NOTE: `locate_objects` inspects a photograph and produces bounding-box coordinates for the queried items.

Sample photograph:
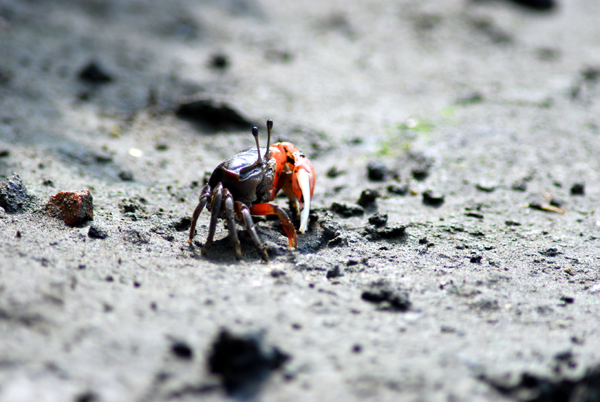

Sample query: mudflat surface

[1,1,600,401]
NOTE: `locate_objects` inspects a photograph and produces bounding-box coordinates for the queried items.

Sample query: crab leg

[189,184,212,243]
[250,203,297,248]
[236,201,269,262]
[222,189,242,260]
[202,183,223,255]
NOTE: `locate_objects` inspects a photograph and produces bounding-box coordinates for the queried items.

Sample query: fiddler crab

[188,120,315,262]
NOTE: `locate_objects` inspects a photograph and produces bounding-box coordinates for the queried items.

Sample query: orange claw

[269,142,316,233]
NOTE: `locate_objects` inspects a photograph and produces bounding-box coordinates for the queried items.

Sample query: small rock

[78,61,113,84]
[175,97,254,130]
[209,53,229,70]
[387,183,409,195]
[456,92,484,105]
[508,0,555,11]
[540,247,560,257]
[331,202,364,217]
[123,229,150,244]
[118,171,134,181]
[357,189,379,208]
[476,182,497,192]
[361,284,411,312]
[88,224,108,239]
[376,224,406,239]
[505,220,521,227]
[47,190,93,226]
[419,237,428,244]
[368,212,388,227]
[171,341,194,360]
[367,160,387,181]
[511,180,527,192]
[0,150,9,158]
[422,190,445,207]
[326,265,342,279]
[559,296,574,305]
[326,166,344,178]
[0,173,31,213]
[208,329,289,398]
[411,166,430,181]
[470,255,483,263]
[570,183,585,196]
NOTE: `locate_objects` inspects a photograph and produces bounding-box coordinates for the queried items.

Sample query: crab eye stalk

[252,126,262,164]
[264,119,273,159]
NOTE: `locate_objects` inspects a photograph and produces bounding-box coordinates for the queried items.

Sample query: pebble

[0,173,31,213]
[47,190,94,226]
[422,190,445,206]
[570,183,585,196]
[367,160,387,181]
[357,189,379,208]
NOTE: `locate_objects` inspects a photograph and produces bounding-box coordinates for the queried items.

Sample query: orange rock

[47,190,93,226]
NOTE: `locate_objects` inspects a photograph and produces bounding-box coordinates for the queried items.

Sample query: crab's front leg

[189,184,212,243]
[235,201,269,262]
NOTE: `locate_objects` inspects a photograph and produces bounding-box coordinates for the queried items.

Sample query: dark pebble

[331,202,364,217]
[456,92,484,105]
[559,296,574,305]
[327,166,344,178]
[326,265,342,279]
[171,341,194,360]
[540,247,560,257]
[422,190,445,207]
[0,150,9,158]
[368,212,388,227]
[465,212,484,219]
[508,0,555,11]
[118,171,134,181]
[511,180,527,192]
[361,285,411,312]
[367,160,387,181]
[387,183,409,195]
[419,237,428,244]
[357,189,379,208]
[505,220,521,227]
[74,391,98,402]
[209,53,229,70]
[352,344,362,353]
[582,67,600,82]
[0,173,31,213]
[411,166,430,181]
[570,183,585,195]
[475,182,497,192]
[78,61,113,84]
[208,329,289,398]
[470,255,483,263]
[88,224,108,239]
[175,97,253,130]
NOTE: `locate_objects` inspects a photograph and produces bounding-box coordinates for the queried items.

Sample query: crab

[188,120,316,262]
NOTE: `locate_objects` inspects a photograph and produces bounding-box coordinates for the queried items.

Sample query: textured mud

[1,1,600,401]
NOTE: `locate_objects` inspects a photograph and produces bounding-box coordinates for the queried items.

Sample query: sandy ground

[1,0,600,401]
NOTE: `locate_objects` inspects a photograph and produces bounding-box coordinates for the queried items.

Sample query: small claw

[297,169,312,233]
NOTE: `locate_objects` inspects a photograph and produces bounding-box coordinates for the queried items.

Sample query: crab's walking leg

[222,189,241,260]
[202,183,223,255]
[235,201,269,262]
[189,184,212,243]
[250,203,297,249]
